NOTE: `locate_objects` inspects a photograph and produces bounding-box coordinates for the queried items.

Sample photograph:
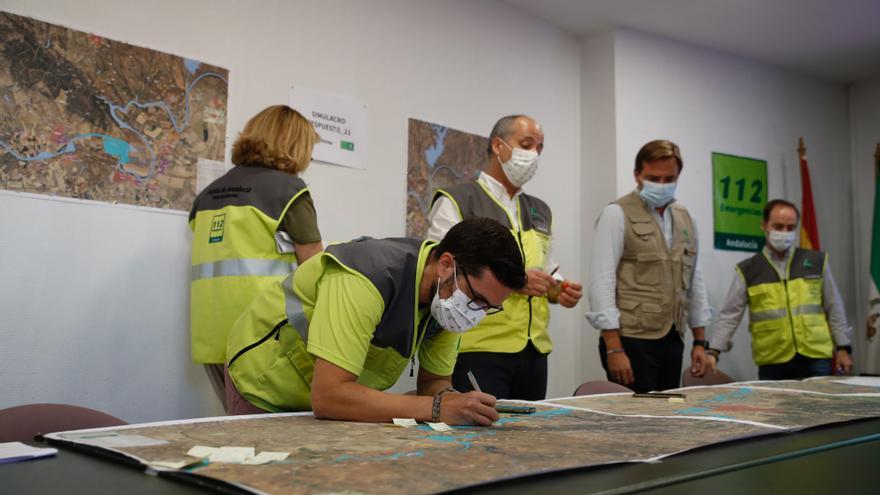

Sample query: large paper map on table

[46,379,880,494]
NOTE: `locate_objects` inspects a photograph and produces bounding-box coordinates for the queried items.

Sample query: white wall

[848,78,880,372]
[578,30,617,382]
[0,0,583,422]
[611,29,853,380]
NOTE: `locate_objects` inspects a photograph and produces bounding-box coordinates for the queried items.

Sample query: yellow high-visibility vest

[189,165,308,364]
[739,248,833,366]
[432,182,553,354]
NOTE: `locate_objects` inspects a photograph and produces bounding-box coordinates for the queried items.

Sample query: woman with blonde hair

[188,105,323,409]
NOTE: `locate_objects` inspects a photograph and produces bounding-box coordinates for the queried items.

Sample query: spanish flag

[797,138,820,250]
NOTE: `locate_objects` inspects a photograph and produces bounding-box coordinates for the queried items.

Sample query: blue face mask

[639,180,677,208]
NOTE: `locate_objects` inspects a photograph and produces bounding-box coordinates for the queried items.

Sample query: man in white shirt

[586,140,713,393]
[426,114,582,400]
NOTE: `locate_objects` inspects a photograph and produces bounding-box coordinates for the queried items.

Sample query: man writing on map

[224,218,527,425]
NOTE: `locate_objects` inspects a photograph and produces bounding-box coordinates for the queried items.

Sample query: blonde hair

[231,105,320,174]
[634,139,683,173]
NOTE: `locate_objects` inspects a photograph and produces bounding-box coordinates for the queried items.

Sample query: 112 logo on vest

[209,214,226,243]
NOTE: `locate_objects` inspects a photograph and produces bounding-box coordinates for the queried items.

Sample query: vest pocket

[750,320,789,364]
[619,299,665,334]
[254,325,314,411]
[800,314,833,355]
[746,283,780,309]
[635,252,663,285]
[681,249,696,290]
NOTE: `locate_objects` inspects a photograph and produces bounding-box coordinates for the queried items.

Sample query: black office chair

[0,403,127,442]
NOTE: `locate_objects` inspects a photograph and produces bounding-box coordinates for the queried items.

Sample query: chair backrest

[682,369,734,387]
[0,403,127,442]
[573,380,633,396]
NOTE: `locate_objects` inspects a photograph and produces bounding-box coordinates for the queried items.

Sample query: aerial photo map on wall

[406,118,487,237]
[0,11,228,210]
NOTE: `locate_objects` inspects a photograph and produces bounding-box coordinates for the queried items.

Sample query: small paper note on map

[668,397,685,403]
[187,446,288,465]
[393,418,418,427]
[242,451,290,465]
[427,422,453,432]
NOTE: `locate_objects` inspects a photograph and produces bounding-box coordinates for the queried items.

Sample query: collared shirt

[585,192,713,331]
[427,172,554,263]
[708,246,852,351]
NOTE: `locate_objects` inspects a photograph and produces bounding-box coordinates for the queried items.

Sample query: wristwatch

[836,345,853,354]
[693,339,709,349]
[707,348,721,362]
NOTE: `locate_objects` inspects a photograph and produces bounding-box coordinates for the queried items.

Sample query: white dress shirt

[585,193,713,331]
[428,170,555,247]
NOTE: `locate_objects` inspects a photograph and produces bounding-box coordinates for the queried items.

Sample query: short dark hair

[487,114,528,157]
[435,218,526,290]
[763,199,800,222]
[634,140,683,173]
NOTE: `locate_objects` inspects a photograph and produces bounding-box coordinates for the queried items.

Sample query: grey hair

[487,114,529,157]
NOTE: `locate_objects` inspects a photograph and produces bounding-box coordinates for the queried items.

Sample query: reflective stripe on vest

[191,258,297,281]
[282,274,310,344]
[741,250,833,365]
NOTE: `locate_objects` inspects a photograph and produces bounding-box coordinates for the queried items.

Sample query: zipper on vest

[410,316,431,377]
[516,229,533,339]
[228,318,289,368]
[783,280,800,355]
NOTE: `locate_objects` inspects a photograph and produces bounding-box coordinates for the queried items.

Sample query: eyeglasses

[458,262,504,315]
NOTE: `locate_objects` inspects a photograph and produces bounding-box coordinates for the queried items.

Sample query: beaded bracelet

[431,393,443,422]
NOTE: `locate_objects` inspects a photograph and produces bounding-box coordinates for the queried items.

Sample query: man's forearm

[601,329,624,349]
[417,376,454,396]
[313,381,434,423]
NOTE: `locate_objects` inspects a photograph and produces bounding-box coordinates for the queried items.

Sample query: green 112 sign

[712,152,768,252]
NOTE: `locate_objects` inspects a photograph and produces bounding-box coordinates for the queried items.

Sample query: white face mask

[639,180,677,208]
[498,140,539,187]
[430,263,487,334]
[767,229,797,252]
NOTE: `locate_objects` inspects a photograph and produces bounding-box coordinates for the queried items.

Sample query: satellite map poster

[0,12,229,211]
[406,118,487,238]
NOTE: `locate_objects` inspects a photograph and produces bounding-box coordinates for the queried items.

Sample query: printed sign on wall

[712,152,768,252]
[289,86,367,170]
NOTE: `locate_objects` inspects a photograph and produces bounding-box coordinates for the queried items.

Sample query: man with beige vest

[586,140,713,393]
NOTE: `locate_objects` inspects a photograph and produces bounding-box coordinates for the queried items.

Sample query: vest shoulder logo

[209,214,226,243]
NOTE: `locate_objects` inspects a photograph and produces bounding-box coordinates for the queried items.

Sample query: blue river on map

[0,59,226,181]
[423,125,448,168]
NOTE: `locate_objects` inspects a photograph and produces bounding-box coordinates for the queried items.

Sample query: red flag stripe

[799,156,820,250]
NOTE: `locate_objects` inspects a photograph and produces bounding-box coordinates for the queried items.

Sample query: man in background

[706,199,853,378]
